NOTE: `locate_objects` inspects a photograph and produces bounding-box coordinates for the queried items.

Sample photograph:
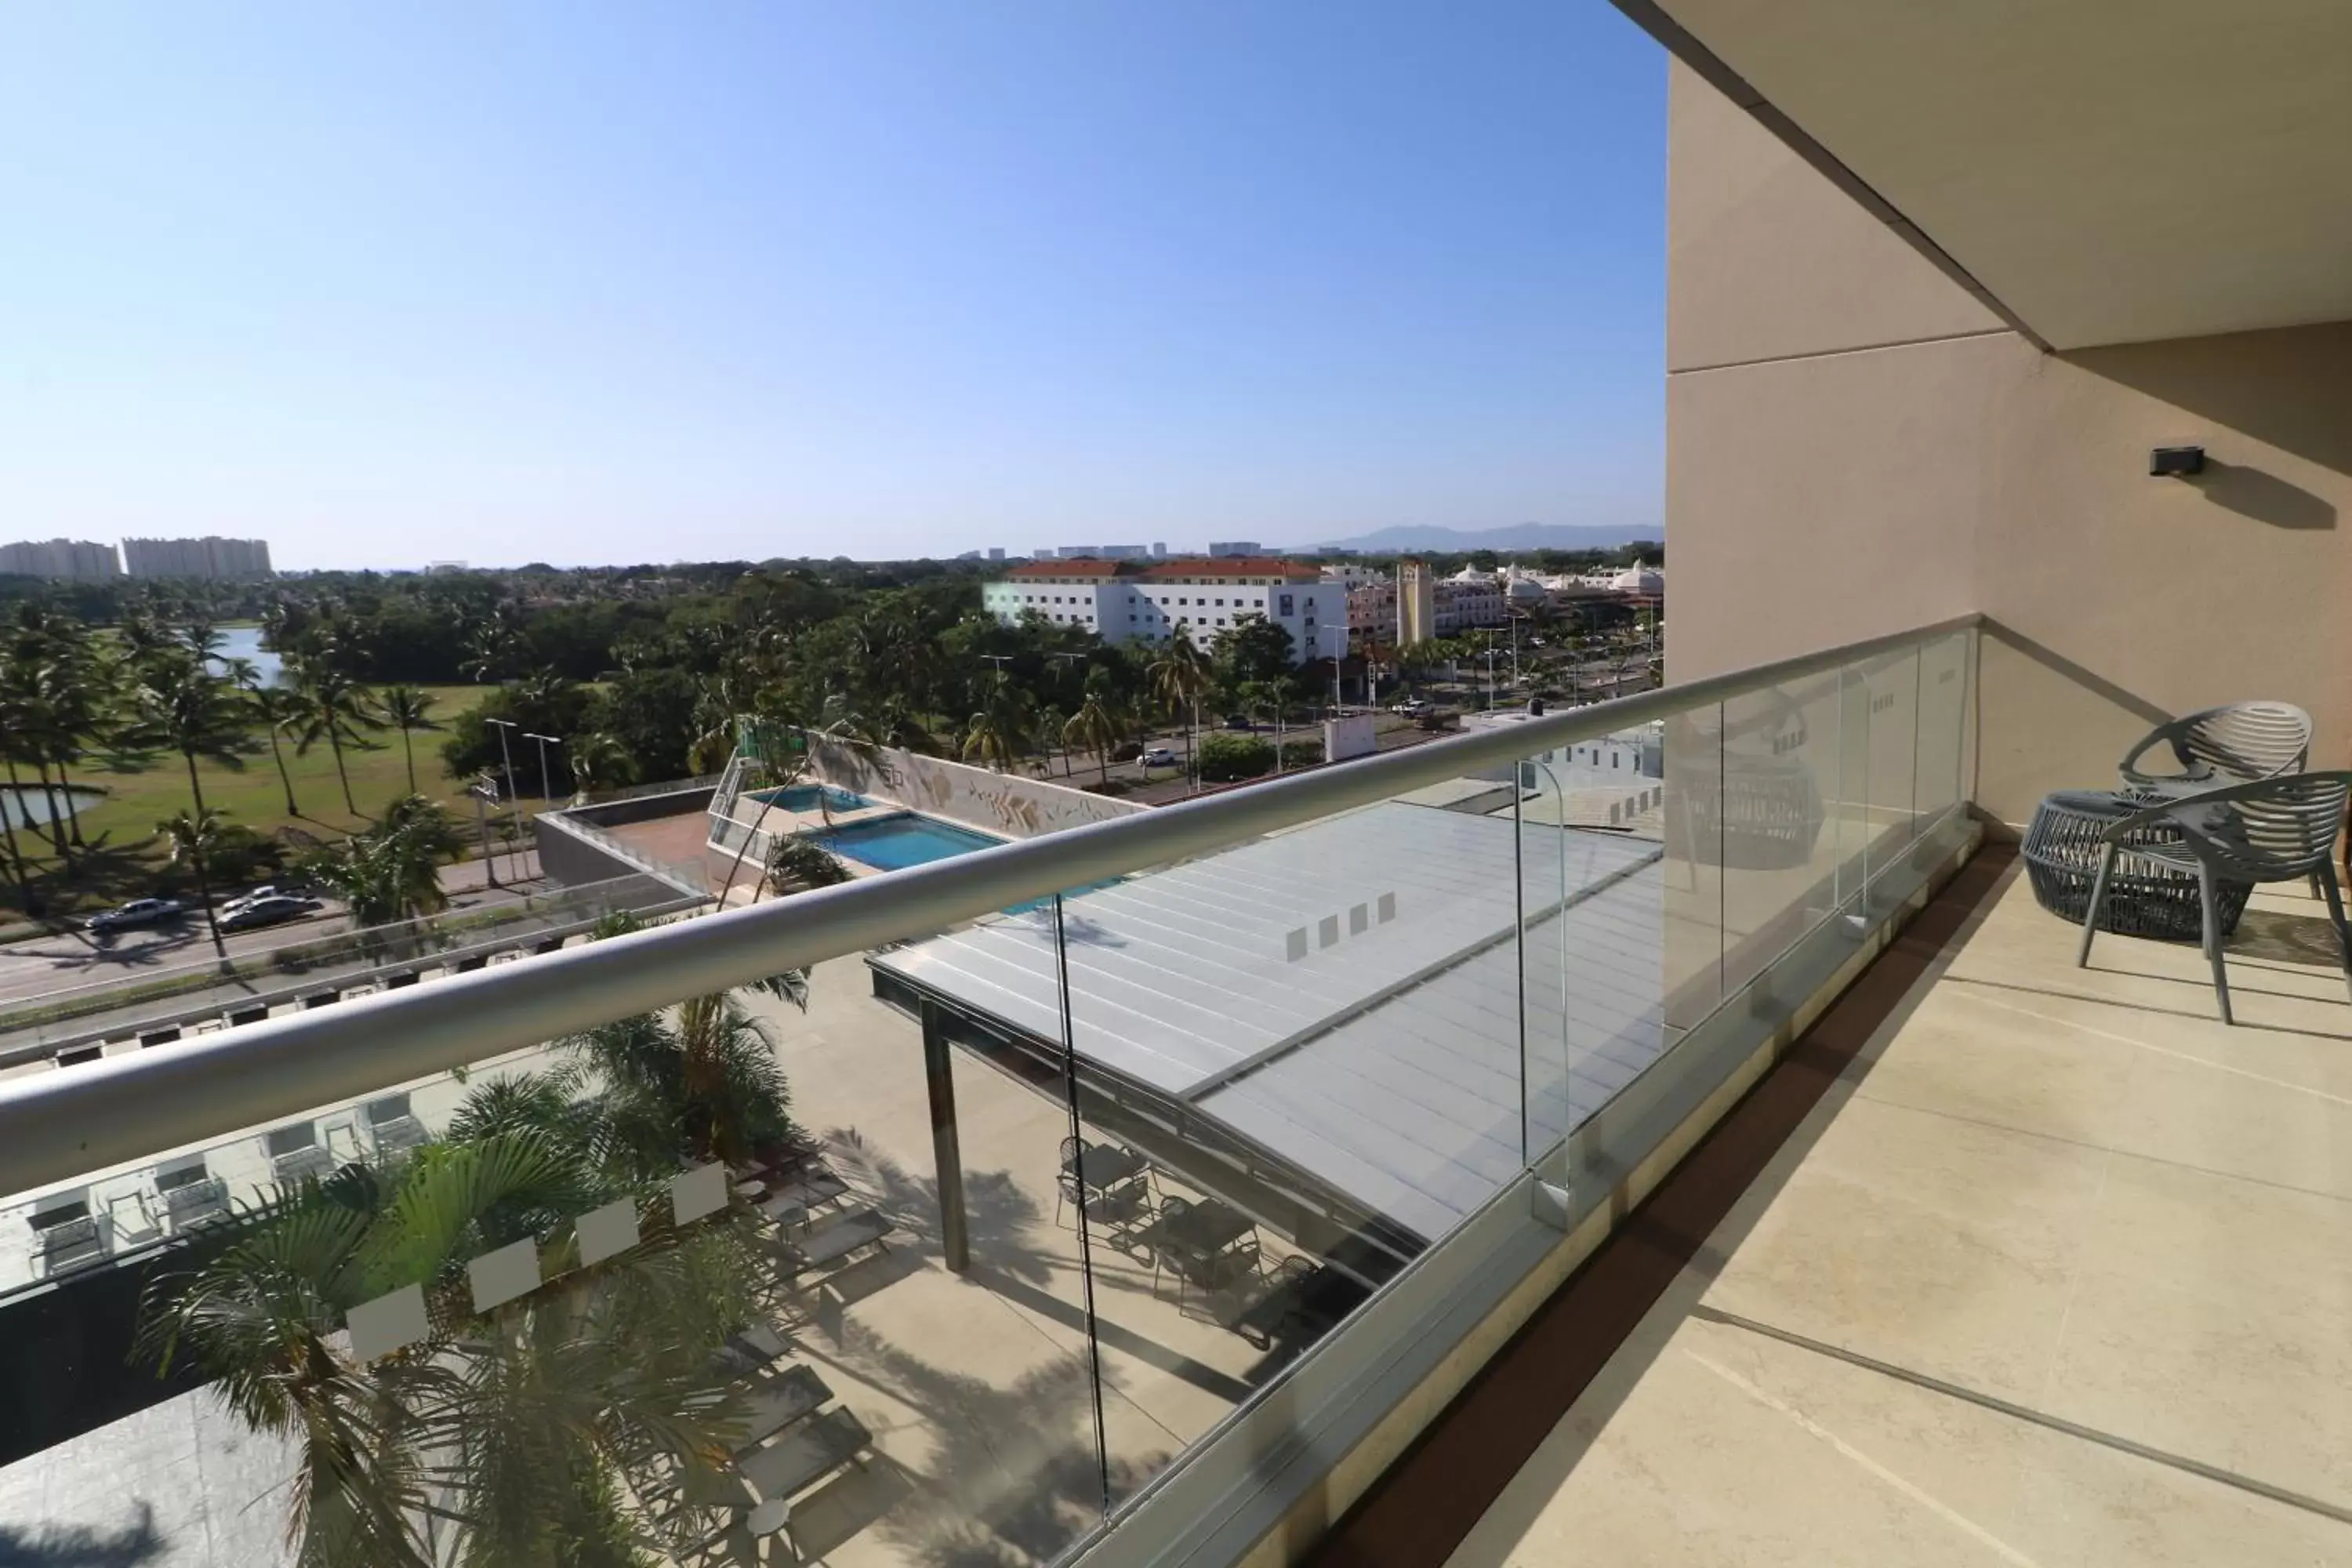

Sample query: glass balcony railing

[0,616,1981,1568]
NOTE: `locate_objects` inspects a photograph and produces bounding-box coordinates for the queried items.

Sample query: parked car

[220,895,324,933]
[85,898,183,935]
[1139,746,1179,768]
[221,884,291,914]
[1225,713,1252,731]
[1392,698,1431,716]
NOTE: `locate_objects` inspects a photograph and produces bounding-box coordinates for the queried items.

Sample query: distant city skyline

[0,2,1665,571]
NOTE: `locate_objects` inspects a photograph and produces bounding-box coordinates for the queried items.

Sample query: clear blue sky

[0,3,1664,570]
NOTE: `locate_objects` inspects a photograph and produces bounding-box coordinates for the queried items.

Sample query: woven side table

[2021,788,2252,942]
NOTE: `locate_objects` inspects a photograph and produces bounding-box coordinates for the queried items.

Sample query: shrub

[1197,732,1276,783]
[1278,739,1323,770]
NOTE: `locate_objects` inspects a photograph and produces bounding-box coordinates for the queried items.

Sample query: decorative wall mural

[804,739,1145,840]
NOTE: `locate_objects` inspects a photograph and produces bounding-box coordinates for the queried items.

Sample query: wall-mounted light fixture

[2150,445,2205,477]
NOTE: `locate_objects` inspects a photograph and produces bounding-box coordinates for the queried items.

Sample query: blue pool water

[753,784,870,814]
[809,814,1002,871]
[800,811,1120,913]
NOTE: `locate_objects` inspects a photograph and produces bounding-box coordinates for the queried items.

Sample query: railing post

[920,997,970,1274]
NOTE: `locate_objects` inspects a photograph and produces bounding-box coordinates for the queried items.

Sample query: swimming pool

[801,813,1122,911]
[752,784,870,815]
[808,814,1003,872]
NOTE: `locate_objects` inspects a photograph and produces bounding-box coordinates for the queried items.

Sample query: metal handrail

[0,613,1980,1198]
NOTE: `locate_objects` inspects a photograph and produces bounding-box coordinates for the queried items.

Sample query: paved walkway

[1450,862,2352,1566]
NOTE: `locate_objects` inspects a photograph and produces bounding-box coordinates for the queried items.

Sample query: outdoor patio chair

[265,1123,333,1185]
[364,1094,428,1158]
[2078,771,2352,1025]
[1054,1135,1083,1227]
[162,1174,231,1229]
[107,1189,162,1247]
[30,1192,104,1275]
[2118,701,2311,794]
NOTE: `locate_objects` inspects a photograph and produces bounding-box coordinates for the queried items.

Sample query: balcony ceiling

[1654,0,2352,349]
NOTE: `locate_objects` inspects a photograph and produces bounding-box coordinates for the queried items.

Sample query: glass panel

[1660,702,1727,1035]
[1519,724,1672,1183]
[0,903,1114,1568]
[1834,663,1872,907]
[1860,648,1921,884]
[0,869,692,1069]
[1719,667,1849,998]
[1912,630,1971,828]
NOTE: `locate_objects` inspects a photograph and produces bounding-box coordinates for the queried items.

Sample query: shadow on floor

[798,1312,1169,1568]
[2230,906,2352,971]
[0,1504,165,1568]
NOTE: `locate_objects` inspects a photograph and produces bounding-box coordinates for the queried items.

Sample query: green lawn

[3,684,550,918]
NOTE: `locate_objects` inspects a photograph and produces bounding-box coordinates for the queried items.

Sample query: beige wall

[1663,60,2352,822]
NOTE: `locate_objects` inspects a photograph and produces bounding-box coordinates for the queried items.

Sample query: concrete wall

[1664,60,2352,823]
[801,741,1148,840]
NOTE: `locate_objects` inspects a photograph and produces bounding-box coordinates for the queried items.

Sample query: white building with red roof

[982,556,1339,662]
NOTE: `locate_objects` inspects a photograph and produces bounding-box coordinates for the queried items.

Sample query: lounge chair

[777,1208,895,1279]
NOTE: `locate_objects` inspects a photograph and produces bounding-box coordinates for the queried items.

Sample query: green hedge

[1197,733,1276,782]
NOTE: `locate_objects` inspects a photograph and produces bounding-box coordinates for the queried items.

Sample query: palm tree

[30,617,109,851]
[375,685,443,795]
[764,833,851,898]
[562,730,634,804]
[1149,636,1212,790]
[157,807,233,958]
[298,795,463,932]
[137,1134,765,1568]
[122,657,249,824]
[1063,691,1131,785]
[961,681,1035,773]
[291,657,382,816]
[0,653,71,870]
[243,677,307,818]
[562,993,793,1174]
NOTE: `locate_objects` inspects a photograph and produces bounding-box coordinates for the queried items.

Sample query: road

[0,852,546,1012]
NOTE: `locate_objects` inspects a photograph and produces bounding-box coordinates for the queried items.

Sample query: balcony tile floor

[1450,859,2352,1566]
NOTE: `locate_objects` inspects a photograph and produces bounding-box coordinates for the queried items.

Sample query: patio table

[2022,787,2252,943]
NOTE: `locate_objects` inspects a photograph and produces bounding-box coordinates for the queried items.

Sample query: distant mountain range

[1284,523,1662,554]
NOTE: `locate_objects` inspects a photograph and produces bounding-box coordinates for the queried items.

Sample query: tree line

[0,603,465,939]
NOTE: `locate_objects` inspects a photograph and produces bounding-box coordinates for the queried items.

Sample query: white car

[220,895,324,933]
[1139,746,1178,768]
[222,884,289,913]
[1392,699,1430,715]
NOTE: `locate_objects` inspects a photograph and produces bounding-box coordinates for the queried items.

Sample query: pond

[208,625,286,687]
[1,784,105,832]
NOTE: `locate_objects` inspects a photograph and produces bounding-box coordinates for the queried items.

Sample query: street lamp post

[524,733,563,802]
[468,777,502,887]
[484,718,521,809]
[1321,624,1345,715]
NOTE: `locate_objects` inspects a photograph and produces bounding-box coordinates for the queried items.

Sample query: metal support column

[920,998,971,1274]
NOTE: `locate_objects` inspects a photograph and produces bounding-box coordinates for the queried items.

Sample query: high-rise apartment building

[121,536,274,581]
[1205,540,1261,558]
[1396,560,1437,645]
[0,539,121,581]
